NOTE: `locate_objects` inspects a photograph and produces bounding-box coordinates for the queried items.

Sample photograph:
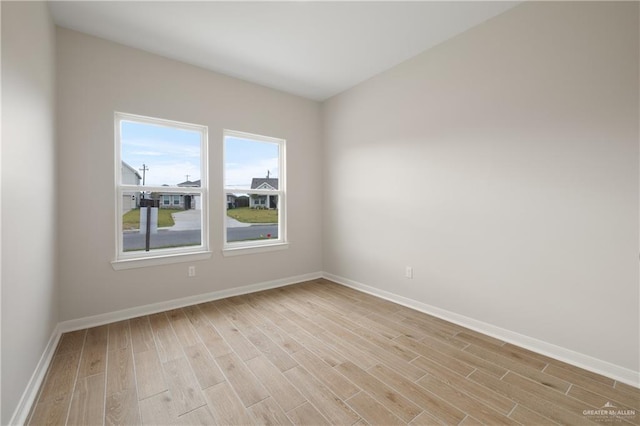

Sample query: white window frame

[112,112,210,269]
[223,129,288,256]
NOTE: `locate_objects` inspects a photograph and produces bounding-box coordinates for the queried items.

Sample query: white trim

[12,270,639,425]
[323,272,640,388]
[224,129,285,145]
[255,182,276,190]
[111,250,212,270]
[222,242,289,257]
[9,325,62,426]
[114,111,210,263]
[121,185,203,194]
[58,271,322,333]
[232,188,282,196]
[223,129,286,250]
[9,271,319,423]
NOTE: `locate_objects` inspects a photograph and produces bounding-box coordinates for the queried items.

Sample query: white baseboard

[323,272,640,389]
[10,271,322,425]
[9,324,62,426]
[59,271,323,333]
[11,269,638,425]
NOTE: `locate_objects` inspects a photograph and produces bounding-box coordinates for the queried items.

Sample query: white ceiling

[49,1,519,101]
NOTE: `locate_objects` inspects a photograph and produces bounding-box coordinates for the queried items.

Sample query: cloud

[143,161,201,186]
[123,137,201,159]
[122,136,202,187]
[225,157,278,190]
[129,150,164,157]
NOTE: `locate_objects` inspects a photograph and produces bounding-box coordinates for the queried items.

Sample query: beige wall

[322,1,639,372]
[1,2,58,423]
[3,1,639,419]
[56,28,323,322]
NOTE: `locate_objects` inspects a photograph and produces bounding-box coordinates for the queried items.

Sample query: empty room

[2,0,639,425]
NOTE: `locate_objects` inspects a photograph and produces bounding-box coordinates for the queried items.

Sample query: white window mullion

[223,130,287,254]
[113,112,210,268]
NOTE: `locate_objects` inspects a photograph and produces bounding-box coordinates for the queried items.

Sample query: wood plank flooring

[27,279,640,425]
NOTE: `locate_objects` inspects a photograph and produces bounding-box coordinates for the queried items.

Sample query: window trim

[112,112,210,268]
[223,129,287,255]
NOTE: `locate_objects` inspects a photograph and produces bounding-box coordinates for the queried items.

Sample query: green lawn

[227,207,278,223]
[123,208,176,230]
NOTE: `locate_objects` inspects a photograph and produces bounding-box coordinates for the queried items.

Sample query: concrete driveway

[170,210,254,230]
[169,209,201,231]
[227,216,251,228]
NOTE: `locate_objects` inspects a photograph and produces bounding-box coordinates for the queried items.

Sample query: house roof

[177,179,201,187]
[251,178,278,190]
[122,161,142,180]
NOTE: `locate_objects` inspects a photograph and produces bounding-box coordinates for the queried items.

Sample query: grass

[122,208,176,230]
[227,207,278,224]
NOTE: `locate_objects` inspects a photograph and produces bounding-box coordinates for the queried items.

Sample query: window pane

[224,132,283,246]
[224,136,279,190]
[121,121,201,188]
[122,193,202,252]
[226,192,278,243]
[120,118,204,254]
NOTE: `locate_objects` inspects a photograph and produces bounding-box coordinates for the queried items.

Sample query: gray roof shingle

[177,179,201,187]
[250,178,278,189]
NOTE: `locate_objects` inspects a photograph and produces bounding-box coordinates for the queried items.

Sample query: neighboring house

[235,195,250,208]
[121,161,141,213]
[227,194,237,209]
[157,179,201,210]
[250,177,278,209]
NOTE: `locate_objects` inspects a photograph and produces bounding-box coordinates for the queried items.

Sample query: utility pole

[185,174,190,182]
[139,163,149,185]
[139,163,149,199]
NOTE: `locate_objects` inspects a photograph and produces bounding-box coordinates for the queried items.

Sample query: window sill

[222,242,289,257]
[111,251,212,270]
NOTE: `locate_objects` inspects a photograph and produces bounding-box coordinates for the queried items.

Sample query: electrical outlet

[405,266,413,279]
[188,265,196,277]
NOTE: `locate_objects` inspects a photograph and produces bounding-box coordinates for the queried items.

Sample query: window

[223,130,286,254]
[114,112,209,268]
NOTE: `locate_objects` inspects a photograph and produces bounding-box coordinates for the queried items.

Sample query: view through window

[116,113,208,260]
[224,130,285,249]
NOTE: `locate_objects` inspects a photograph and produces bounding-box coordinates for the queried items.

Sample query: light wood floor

[28,279,639,425]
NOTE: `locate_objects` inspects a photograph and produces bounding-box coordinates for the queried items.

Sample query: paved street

[227,224,278,242]
[123,229,201,251]
[123,210,278,251]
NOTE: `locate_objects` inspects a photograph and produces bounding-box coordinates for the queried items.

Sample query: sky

[121,121,279,189]
[224,136,279,190]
